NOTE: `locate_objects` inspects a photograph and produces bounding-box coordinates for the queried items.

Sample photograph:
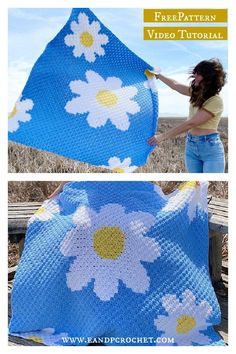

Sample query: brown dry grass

[8,118,228,173]
[8,241,19,268]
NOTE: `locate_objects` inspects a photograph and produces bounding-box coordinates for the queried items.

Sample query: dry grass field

[8,118,228,173]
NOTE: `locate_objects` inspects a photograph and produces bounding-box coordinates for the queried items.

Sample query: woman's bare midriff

[188,127,217,136]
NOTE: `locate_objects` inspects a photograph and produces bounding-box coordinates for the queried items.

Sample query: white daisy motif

[60,203,160,301]
[143,78,158,93]
[64,12,109,62]
[154,289,212,346]
[162,181,207,222]
[101,157,138,173]
[13,328,67,346]
[65,70,140,131]
[28,198,60,225]
[8,97,34,132]
[144,67,160,93]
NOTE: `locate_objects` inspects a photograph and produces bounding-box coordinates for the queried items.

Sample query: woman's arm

[147,109,214,145]
[157,74,191,96]
[48,182,68,198]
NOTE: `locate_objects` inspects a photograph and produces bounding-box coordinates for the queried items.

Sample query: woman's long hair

[189,58,226,108]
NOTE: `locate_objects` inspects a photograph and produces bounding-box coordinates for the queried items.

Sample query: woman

[147,58,227,173]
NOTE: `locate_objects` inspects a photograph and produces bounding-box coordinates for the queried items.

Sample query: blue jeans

[185,133,225,173]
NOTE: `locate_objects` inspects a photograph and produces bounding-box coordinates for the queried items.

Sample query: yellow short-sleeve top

[188,95,223,130]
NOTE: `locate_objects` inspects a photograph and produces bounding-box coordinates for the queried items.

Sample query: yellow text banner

[144,9,228,23]
[144,27,227,40]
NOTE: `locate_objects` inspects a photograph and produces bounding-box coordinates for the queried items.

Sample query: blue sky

[8,8,228,116]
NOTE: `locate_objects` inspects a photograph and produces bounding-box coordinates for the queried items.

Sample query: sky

[8,8,228,117]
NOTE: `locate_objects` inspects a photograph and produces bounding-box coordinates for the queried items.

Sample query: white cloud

[166,41,203,61]
[8,60,32,110]
[9,8,70,25]
[197,41,228,50]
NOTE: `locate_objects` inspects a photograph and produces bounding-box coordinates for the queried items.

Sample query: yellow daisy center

[8,105,18,119]
[176,315,196,334]
[80,32,94,47]
[93,226,125,260]
[96,90,118,107]
[178,181,200,191]
[27,336,44,343]
[144,69,155,79]
[113,167,125,173]
[35,207,45,215]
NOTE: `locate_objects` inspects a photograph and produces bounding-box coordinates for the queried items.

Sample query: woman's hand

[147,134,165,146]
[48,182,67,199]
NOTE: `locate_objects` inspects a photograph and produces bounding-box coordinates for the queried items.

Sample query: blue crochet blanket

[8,8,158,172]
[9,182,225,346]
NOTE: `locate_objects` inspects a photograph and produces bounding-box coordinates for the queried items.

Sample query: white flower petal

[191,332,212,345]
[93,46,105,56]
[19,112,32,122]
[90,20,101,34]
[97,33,109,45]
[87,111,108,128]
[78,13,90,28]
[64,34,76,47]
[102,157,137,173]
[120,157,132,167]
[66,259,93,291]
[84,50,96,63]
[105,77,122,90]
[108,157,123,167]
[120,262,150,293]
[69,80,89,95]
[125,100,141,114]
[72,205,92,226]
[86,70,105,85]
[123,165,138,173]
[18,98,34,111]
[182,289,196,307]
[110,113,130,131]
[162,294,182,314]
[119,85,138,99]
[8,118,20,133]
[8,98,33,133]
[94,274,119,301]
[70,20,80,34]
[154,315,174,332]
[99,203,126,218]
[65,97,89,115]
[198,300,213,319]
